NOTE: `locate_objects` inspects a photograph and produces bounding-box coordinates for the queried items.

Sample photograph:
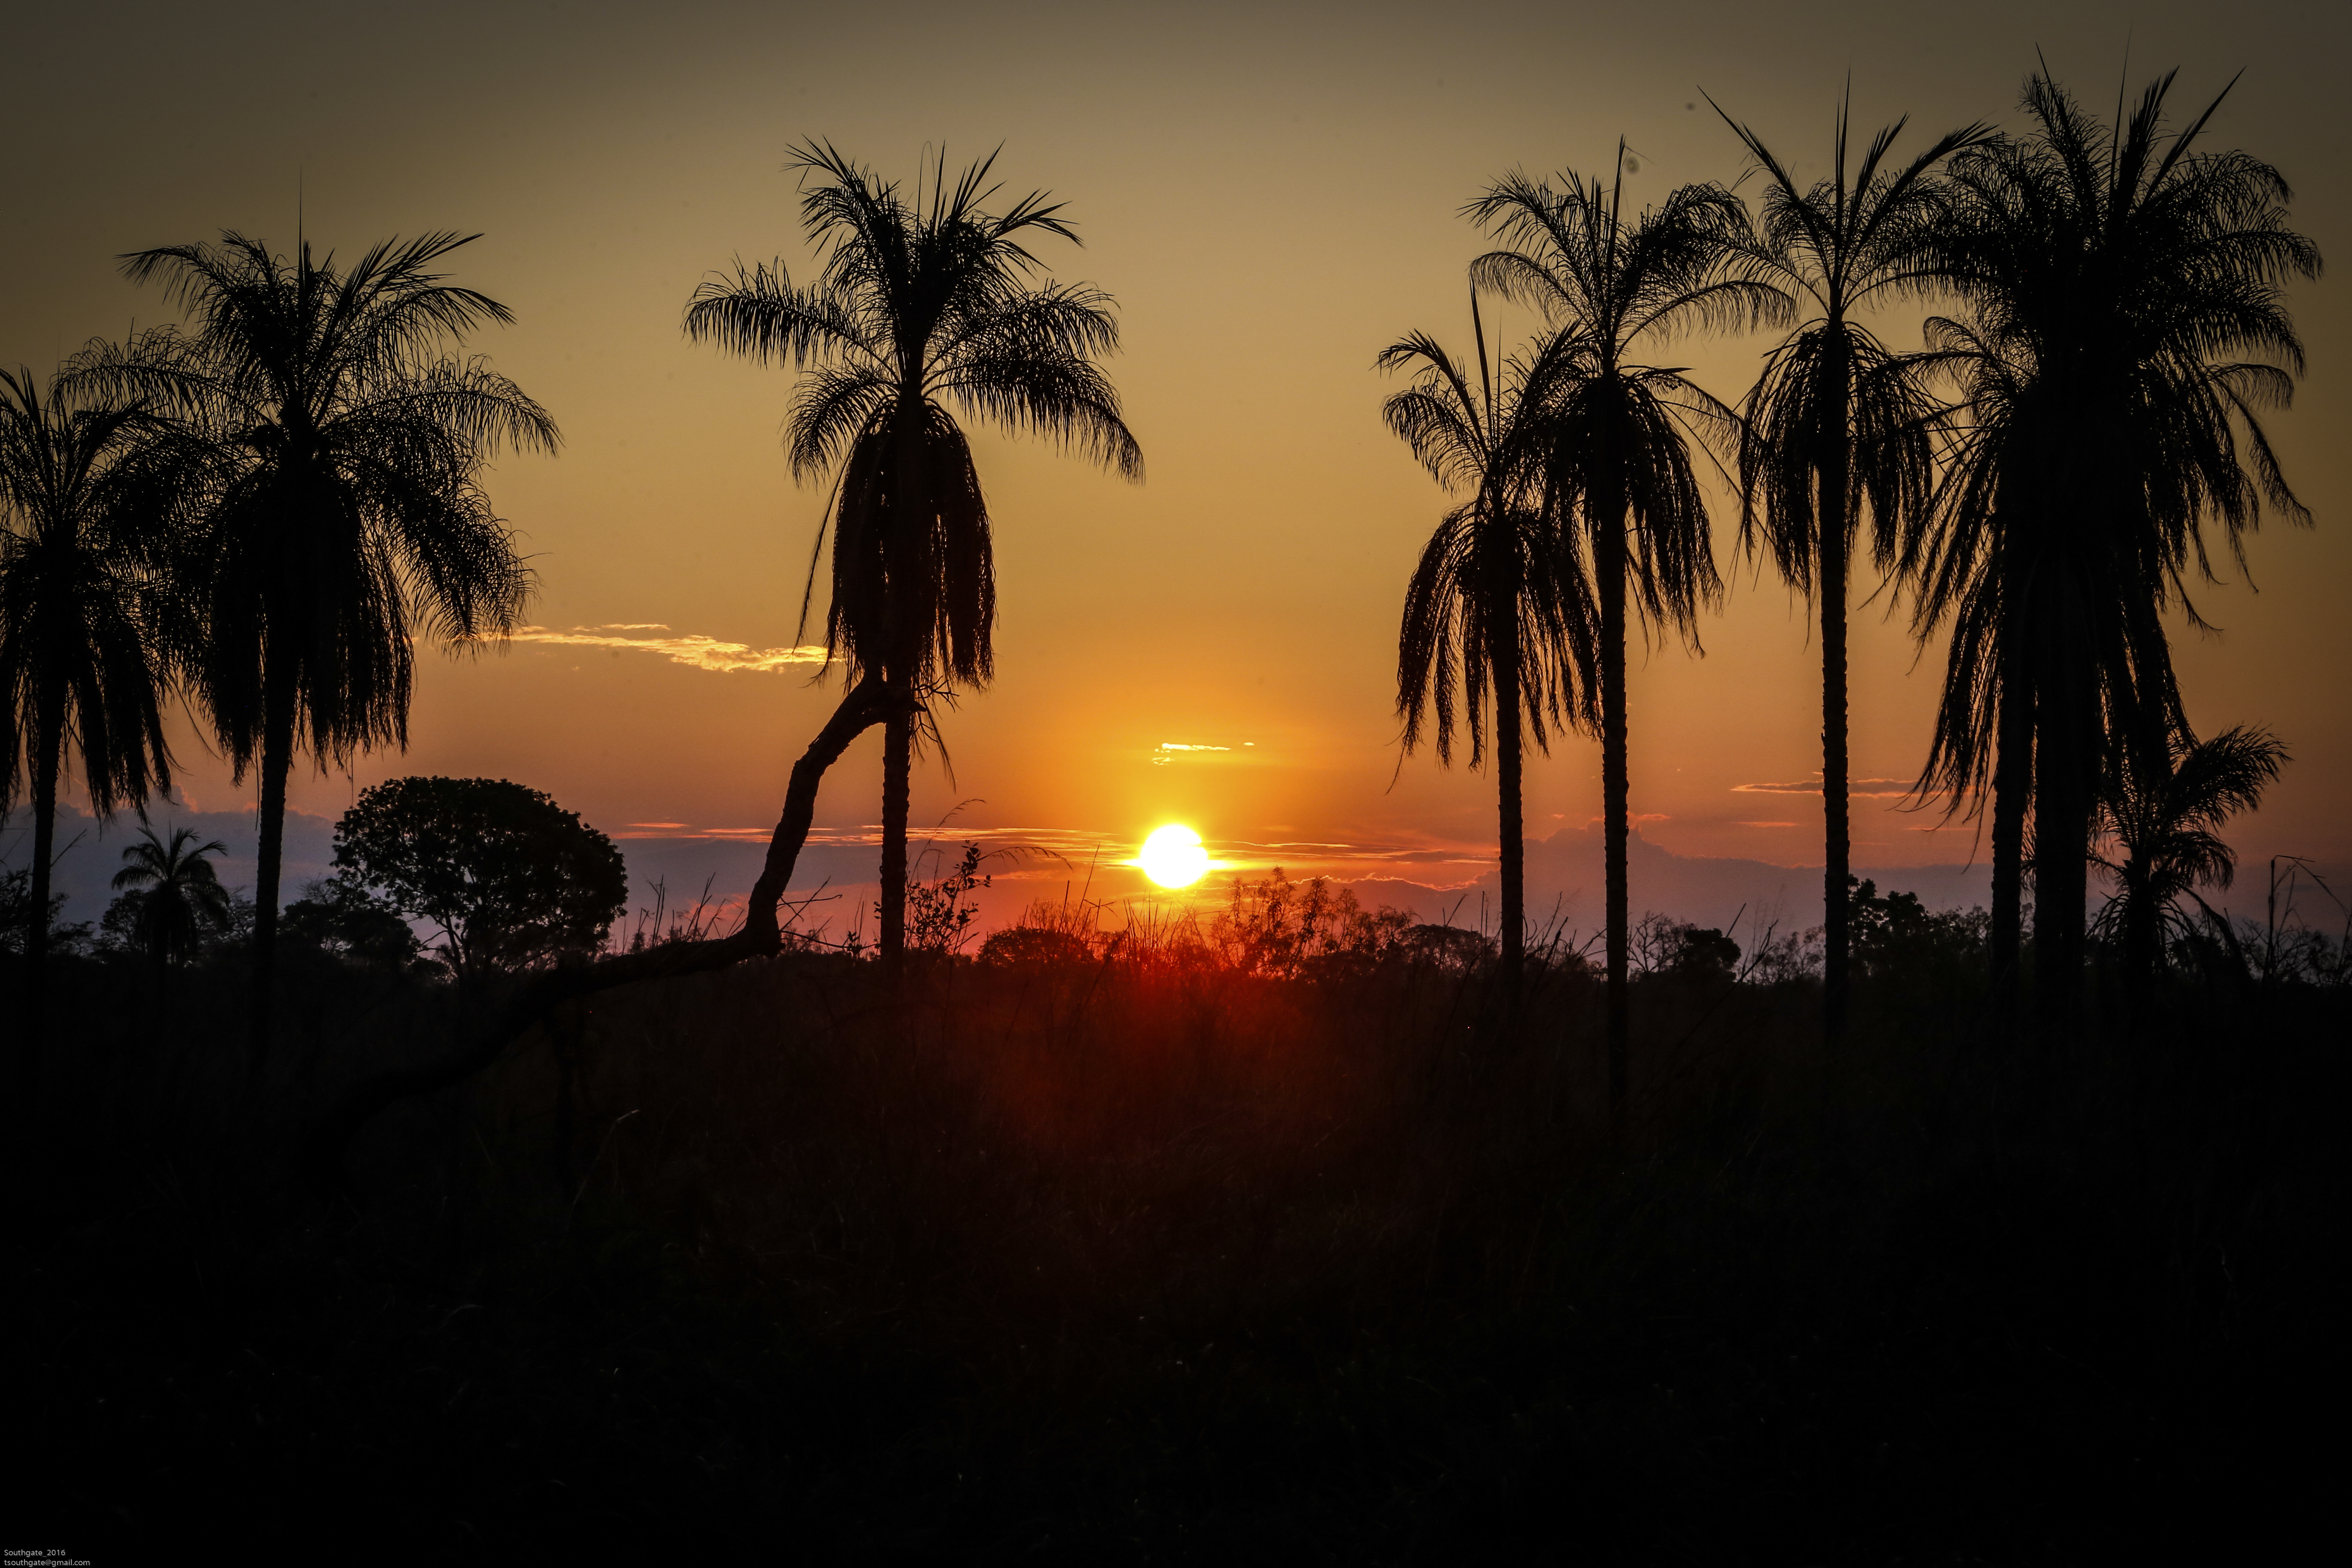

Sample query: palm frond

[692,146,1141,695]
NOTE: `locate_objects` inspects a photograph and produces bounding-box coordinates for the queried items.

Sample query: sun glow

[1137,824,1210,889]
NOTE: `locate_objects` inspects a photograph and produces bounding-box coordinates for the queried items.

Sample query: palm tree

[2092,724,2286,984]
[0,364,182,1084]
[1467,154,1780,1118]
[1714,97,1987,1045]
[685,144,1141,970]
[111,824,234,968]
[78,232,556,1063]
[1382,296,1598,989]
[1905,71,2318,1027]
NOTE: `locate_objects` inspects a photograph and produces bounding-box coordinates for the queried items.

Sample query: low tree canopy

[1847,877,1991,981]
[332,776,627,974]
[281,876,427,970]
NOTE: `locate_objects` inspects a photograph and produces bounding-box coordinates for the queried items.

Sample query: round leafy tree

[332,777,628,974]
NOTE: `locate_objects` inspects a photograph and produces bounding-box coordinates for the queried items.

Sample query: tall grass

[7,923,2346,1559]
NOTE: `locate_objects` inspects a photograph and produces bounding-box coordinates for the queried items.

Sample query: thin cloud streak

[1152,740,1257,766]
[1735,778,1914,798]
[508,624,830,674]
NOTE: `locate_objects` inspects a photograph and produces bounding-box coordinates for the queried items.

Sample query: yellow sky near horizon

[4,0,2346,906]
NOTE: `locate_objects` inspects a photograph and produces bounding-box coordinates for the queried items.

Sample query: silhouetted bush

[280,876,431,971]
[333,775,628,974]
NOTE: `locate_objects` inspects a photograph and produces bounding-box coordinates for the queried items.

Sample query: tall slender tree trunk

[1495,612,1525,994]
[1986,535,2034,1023]
[876,399,927,976]
[21,689,61,1105]
[878,684,911,974]
[1818,432,1852,1050]
[248,674,297,1075]
[1988,662,2032,1018]
[2120,863,2157,992]
[2032,650,2091,1034]
[1599,495,1631,1127]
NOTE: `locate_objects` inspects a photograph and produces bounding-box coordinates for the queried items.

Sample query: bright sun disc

[1138,825,1210,889]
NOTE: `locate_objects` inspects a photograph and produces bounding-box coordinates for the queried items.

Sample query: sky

[5,0,2346,942]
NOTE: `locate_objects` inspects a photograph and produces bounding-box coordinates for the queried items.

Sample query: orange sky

[5,0,2346,935]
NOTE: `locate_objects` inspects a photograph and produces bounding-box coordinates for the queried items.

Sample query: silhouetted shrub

[1631,910,1741,980]
[903,841,989,955]
[0,864,82,956]
[332,776,628,974]
[977,925,1093,968]
[281,877,430,971]
[1398,922,1498,972]
[1848,876,1990,982]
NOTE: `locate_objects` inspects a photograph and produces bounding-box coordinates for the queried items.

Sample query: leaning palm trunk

[302,677,896,1193]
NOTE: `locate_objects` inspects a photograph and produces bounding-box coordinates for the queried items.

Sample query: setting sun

[1137,824,1210,888]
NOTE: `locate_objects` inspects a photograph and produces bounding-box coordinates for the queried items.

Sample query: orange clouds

[506,624,830,674]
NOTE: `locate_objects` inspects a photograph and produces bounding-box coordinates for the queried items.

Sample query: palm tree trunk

[2032,656,2092,1033]
[249,675,297,1074]
[2120,864,2158,990]
[1495,620,1525,994]
[1599,499,1631,1126]
[20,689,61,1105]
[1819,454,1851,1050]
[877,681,911,972]
[1986,545,2033,1021]
[876,398,927,977]
[748,675,894,935]
[1988,667,2031,1017]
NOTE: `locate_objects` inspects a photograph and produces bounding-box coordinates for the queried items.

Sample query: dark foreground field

[7,942,2345,1563]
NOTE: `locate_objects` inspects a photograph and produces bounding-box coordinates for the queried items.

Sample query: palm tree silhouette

[0,364,183,1079]
[1468,154,1779,1118]
[79,232,556,1063]
[1382,296,1597,988]
[2092,723,2286,985]
[112,824,234,968]
[686,144,1141,970]
[1714,96,1986,1046]
[1906,71,2317,1026]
